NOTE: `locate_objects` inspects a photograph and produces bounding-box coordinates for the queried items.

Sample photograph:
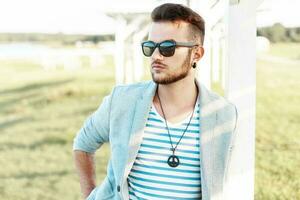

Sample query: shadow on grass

[0,136,68,151]
[0,93,39,112]
[71,107,96,117]
[29,137,67,149]
[0,170,70,180]
[0,117,33,131]
[0,78,74,95]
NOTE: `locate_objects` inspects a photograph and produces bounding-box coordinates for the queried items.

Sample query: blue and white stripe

[128,99,202,199]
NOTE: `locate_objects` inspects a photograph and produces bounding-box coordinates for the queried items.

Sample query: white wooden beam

[113,15,148,85]
[224,0,256,199]
[209,0,228,27]
[195,1,212,89]
[114,17,126,85]
[133,24,150,82]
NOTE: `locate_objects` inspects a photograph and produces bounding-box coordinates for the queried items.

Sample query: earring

[192,63,197,68]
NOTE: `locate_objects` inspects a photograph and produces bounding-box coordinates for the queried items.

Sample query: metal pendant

[167,155,180,167]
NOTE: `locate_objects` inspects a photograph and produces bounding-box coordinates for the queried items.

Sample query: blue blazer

[73,78,238,200]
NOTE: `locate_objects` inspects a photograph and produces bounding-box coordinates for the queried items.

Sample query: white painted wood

[114,17,127,85]
[133,25,150,82]
[220,37,226,89]
[123,16,147,40]
[111,14,149,85]
[125,57,134,83]
[224,0,256,199]
[212,33,220,82]
[209,0,228,26]
[195,1,212,89]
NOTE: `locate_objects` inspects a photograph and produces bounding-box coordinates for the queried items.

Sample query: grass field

[255,44,300,200]
[0,43,299,199]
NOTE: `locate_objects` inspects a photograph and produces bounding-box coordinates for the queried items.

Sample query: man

[73,3,238,200]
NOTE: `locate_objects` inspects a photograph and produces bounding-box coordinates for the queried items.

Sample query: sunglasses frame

[141,39,199,57]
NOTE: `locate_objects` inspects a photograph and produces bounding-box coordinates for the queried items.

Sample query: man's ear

[193,46,205,62]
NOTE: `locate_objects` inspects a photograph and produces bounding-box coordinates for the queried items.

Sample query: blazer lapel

[196,79,217,200]
[120,81,157,199]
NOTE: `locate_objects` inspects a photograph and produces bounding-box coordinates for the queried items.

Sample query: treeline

[0,33,114,45]
[257,23,300,43]
[1,23,299,44]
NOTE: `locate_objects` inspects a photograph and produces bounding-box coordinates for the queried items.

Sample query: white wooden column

[113,14,148,85]
[224,0,256,199]
[212,33,220,82]
[221,36,226,89]
[196,1,212,89]
[125,49,134,84]
[114,16,126,85]
[133,24,149,82]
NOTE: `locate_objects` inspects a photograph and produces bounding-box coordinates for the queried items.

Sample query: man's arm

[72,89,115,198]
[73,150,96,199]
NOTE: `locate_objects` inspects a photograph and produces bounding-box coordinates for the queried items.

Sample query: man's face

[148,21,194,85]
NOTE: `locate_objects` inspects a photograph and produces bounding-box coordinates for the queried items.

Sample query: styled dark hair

[151,3,205,44]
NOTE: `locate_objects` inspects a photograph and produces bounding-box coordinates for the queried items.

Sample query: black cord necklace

[156,86,198,168]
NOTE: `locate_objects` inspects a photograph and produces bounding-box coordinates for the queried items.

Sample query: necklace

[156,86,197,168]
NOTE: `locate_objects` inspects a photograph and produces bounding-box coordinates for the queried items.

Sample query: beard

[151,50,193,85]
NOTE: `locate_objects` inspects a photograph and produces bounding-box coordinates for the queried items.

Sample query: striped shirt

[128,99,202,200]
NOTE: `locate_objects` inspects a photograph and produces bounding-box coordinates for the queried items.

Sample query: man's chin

[152,78,173,85]
[151,74,168,84]
[152,74,189,85]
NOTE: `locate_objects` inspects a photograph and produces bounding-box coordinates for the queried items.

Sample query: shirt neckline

[151,98,199,127]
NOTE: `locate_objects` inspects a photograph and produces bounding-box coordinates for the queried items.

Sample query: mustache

[151,61,167,66]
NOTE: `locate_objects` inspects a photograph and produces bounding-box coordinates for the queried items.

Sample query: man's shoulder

[201,88,237,132]
[112,80,153,95]
[203,87,237,118]
[208,89,234,106]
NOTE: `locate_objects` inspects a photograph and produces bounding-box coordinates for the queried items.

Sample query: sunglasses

[141,39,199,57]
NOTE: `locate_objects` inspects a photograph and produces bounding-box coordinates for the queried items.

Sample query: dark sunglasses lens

[159,41,175,57]
[142,42,155,57]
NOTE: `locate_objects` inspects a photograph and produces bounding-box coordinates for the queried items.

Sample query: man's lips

[152,63,166,69]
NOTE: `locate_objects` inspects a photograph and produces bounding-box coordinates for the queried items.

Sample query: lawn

[255,44,300,200]
[0,43,299,199]
[0,58,116,200]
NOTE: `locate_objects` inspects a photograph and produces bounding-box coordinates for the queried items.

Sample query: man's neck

[155,76,198,109]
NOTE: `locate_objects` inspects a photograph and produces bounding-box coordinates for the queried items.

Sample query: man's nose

[151,47,164,60]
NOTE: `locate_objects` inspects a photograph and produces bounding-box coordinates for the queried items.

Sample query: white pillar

[113,15,148,84]
[212,34,220,82]
[125,54,134,84]
[224,0,256,199]
[133,36,144,82]
[114,17,126,85]
[221,37,226,89]
[196,1,212,89]
[133,24,149,82]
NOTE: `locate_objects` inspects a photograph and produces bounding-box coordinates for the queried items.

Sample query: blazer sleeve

[72,89,114,153]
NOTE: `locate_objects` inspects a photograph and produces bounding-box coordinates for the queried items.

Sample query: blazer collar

[141,78,213,107]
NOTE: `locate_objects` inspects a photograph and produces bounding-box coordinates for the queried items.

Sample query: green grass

[267,42,300,60]
[0,43,299,199]
[255,44,300,199]
[0,59,115,200]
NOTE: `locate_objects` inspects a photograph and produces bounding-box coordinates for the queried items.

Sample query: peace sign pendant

[167,155,180,167]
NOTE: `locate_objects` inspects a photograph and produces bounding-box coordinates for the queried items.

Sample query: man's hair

[151,3,205,45]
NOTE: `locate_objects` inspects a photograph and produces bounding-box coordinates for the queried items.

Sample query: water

[0,43,50,58]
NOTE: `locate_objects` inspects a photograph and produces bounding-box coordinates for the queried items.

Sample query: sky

[0,0,299,35]
[0,0,116,34]
[256,0,300,27]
